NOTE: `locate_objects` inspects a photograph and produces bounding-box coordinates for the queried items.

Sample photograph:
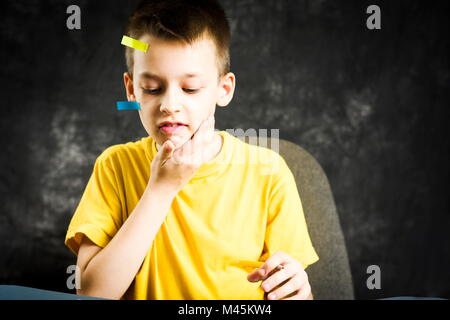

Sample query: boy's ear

[217,72,236,107]
[123,72,135,101]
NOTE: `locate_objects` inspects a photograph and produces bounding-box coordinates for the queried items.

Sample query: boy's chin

[154,132,190,151]
[167,135,189,149]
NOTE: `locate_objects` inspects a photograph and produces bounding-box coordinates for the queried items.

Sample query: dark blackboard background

[0,0,448,299]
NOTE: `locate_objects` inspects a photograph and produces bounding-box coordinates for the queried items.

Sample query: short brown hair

[125,0,231,77]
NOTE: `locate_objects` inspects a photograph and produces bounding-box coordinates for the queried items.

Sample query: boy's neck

[208,131,223,162]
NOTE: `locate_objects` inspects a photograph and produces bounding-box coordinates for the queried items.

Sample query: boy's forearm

[78,182,177,299]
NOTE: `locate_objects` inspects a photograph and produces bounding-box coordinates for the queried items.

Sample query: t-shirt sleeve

[64,151,123,255]
[261,154,319,270]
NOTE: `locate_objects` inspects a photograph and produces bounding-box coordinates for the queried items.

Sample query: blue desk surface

[0,285,105,300]
[0,285,446,300]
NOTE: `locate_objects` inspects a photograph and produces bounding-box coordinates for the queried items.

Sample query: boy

[65,0,319,300]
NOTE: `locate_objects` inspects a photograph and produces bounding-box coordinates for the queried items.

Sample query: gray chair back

[245,136,354,300]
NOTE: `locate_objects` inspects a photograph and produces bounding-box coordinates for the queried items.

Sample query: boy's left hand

[247,251,312,300]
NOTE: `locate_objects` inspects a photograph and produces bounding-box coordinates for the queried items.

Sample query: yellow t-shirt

[64,130,319,299]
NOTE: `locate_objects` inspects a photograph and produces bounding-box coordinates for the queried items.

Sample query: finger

[194,116,215,163]
[170,117,207,163]
[266,273,307,300]
[177,116,211,165]
[261,261,300,293]
[193,115,214,147]
[159,140,175,167]
[169,135,184,149]
[174,130,200,165]
[281,289,300,300]
[297,282,312,300]
[184,116,209,147]
[170,117,206,156]
[247,268,266,283]
[259,251,290,280]
[282,282,311,300]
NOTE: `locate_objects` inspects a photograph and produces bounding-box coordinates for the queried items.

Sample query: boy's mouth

[158,121,188,135]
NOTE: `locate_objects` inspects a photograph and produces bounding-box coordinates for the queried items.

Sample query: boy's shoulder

[228,131,287,174]
[95,136,151,166]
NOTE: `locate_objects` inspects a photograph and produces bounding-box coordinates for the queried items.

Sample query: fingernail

[263,283,270,291]
[268,293,276,300]
[259,268,265,276]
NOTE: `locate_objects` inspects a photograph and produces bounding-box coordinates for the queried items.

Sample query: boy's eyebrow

[138,72,203,81]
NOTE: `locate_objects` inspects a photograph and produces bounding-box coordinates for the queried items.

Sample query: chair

[246,136,355,300]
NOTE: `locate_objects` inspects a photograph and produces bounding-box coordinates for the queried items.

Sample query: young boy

[64,0,319,300]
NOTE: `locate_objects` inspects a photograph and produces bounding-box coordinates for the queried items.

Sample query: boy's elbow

[75,269,93,297]
[76,286,121,300]
[75,273,121,300]
[75,276,94,297]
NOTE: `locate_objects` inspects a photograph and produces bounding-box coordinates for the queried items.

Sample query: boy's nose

[160,90,182,114]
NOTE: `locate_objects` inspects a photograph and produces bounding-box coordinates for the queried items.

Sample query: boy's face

[124,34,235,150]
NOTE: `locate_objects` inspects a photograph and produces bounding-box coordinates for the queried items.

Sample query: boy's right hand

[148,115,215,193]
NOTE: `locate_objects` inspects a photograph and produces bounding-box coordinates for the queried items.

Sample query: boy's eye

[141,88,200,95]
[183,88,200,94]
[142,88,160,95]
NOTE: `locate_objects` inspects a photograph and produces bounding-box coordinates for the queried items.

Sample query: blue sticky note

[116,101,141,110]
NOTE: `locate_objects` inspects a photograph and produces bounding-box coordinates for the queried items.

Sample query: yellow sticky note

[121,35,149,53]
